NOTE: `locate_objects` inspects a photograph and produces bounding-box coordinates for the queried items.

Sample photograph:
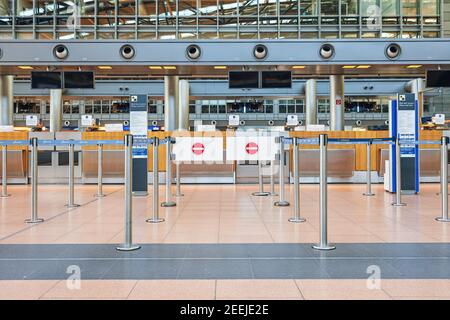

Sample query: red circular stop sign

[245,142,259,155]
[191,142,205,155]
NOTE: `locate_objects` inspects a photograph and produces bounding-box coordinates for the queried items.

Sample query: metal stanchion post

[289,137,306,223]
[313,134,335,250]
[275,137,289,207]
[252,160,270,196]
[436,136,450,222]
[25,137,43,224]
[117,134,141,251]
[66,142,80,208]
[94,144,105,198]
[147,137,164,223]
[392,137,406,206]
[175,161,184,197]
[269,159,278,196]
[161,138,176,207]
[363,141,375,196]
[1,145,10,197]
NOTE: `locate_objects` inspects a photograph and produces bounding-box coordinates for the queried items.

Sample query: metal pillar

[252,160,270,196]
[66,143,79,208]
[313,134,335,250]
[363,141,375,196]
[161,139,176,207]
[305,79,317,126]
[117,134,140,251]
[436,136,450,222]
[175,161,184,197]
[164,76,180,131]
[25,137,43,223]
[49,89,63,132]
[94,144,105,197]
[329,75,345,131]
[392,137,406,206]
[147,137,164,223]
[274,137,289,206]
[269,159,278,196]
[406,78,425,125]
[289,137,306,223]
[1,145,10,197]
[178,80,190,131]
[0,75,13,126]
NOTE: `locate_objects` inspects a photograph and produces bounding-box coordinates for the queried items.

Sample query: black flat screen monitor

[64,71,95,89]
[229,71,259,89]
[261,71,292,88]
[426,70,450,88]
[31,72,62,89]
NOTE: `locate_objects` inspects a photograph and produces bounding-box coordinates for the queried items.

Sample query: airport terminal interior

[0,0,450,301]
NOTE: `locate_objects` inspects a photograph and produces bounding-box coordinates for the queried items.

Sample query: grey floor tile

[251,258,329,279]
[178,259,253,279]
[0,244,69,259]
[350,243,450,258]
[389,258,450,279]
[246,244,315,258]
[27,259,116,280]
[0,260,51,280]
[185,244,248,258]
[102,259,183,279]
[315,258,403,279]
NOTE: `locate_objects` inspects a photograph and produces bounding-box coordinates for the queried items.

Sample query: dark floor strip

[0,243,448,280]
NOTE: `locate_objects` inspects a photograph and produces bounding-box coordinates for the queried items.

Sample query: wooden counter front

[0,131,29,174]
[289,130,443,172]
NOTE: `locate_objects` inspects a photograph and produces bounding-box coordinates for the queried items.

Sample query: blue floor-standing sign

[130,94,148,196]
[388,93,419,194]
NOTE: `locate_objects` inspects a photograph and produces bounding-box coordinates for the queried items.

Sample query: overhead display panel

[426,70,450,88]
[31,72,62,89]
[64,71,95,89]
[261,71,292,88]
[229,71,259,89]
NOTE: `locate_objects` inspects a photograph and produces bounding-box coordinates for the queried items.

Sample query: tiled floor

[0,183,449,299]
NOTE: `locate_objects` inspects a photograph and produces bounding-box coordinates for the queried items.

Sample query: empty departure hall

[0,0,449,305]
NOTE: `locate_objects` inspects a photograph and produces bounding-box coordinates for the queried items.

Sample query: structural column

[178,80,190,131]
[0,75,14,126]
[406,78,425,124]
[49,89,63,132]
[329,75,345,131]
[164,76,180,131]
[305,79,317,126]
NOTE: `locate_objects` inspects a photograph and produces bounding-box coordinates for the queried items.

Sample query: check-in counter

[0,131,28,184]
[81,131,125,183]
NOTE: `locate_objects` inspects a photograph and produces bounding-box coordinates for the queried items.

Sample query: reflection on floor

[0,183,449,299]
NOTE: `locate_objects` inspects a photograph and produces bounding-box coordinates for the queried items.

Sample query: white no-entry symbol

[191,142,205,155]
[245,142,259,155]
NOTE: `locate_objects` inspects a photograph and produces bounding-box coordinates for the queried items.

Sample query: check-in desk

[81,132,125,184]
[0,131,28,184]
[28,131,82,184]
[174,152,235,184]
[379,148,443,182]
[298,149,355,180]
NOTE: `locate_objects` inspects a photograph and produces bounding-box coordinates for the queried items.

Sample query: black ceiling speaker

[53,44,69,60]
[120,44,135,60]
[253,44,268,60]
[319,43,334,59]
[386,43,401,59]
[186,44,201,60]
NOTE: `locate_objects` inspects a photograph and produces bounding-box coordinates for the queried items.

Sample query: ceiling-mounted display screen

[228,71,259,89]
[31,71,62,89]
[426,70,450,88]
[64,71,95,89]
[261,71,292,88]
